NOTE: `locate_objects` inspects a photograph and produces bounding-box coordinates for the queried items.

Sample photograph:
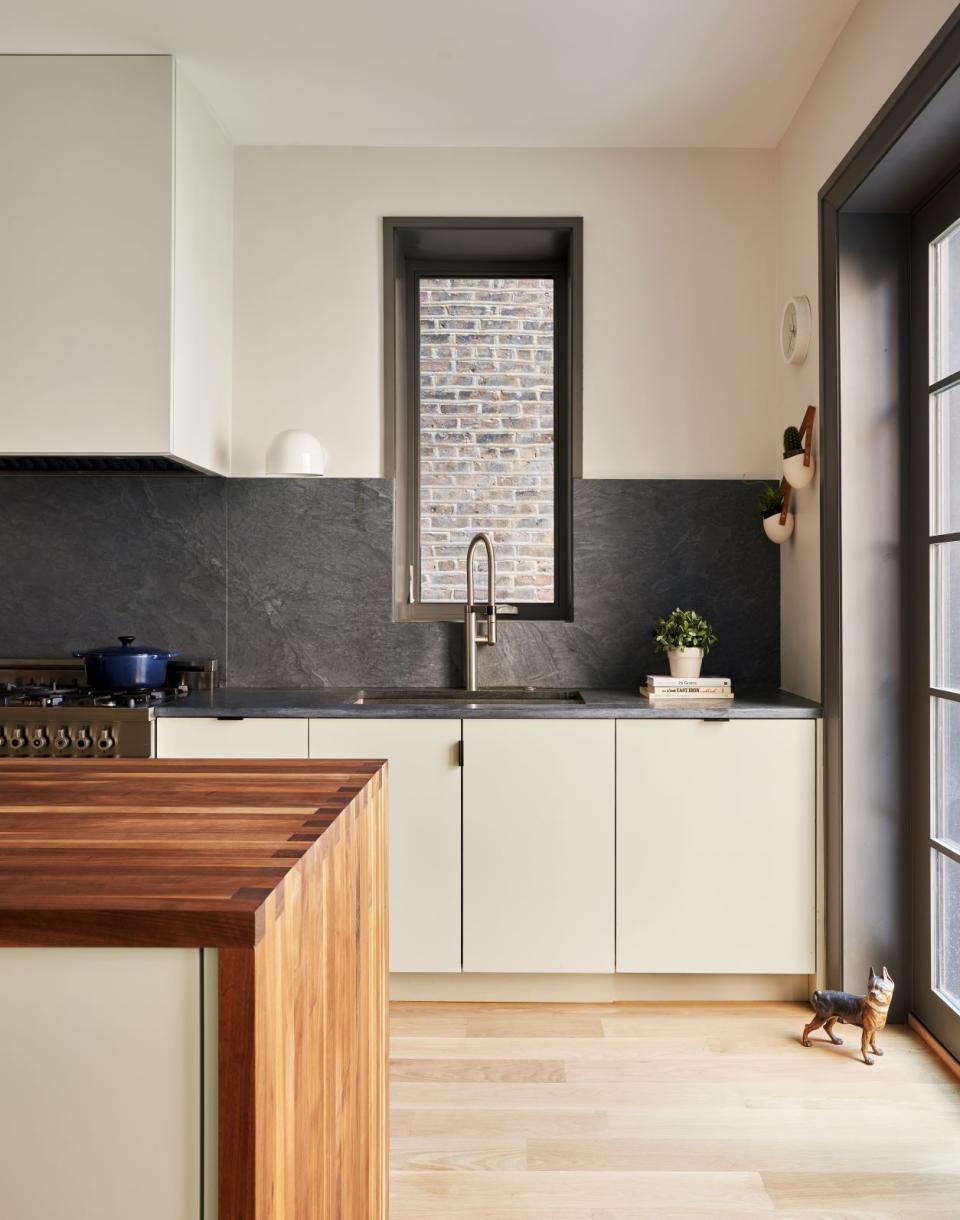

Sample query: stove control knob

[31,727,49,750]
[75,728,92,751]
[8,727,26,751]
[96,728,116,753]
[53,729,71,751]
[0,729,6,749]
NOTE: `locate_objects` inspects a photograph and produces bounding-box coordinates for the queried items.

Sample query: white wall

[233,147,778,479]
[775,0,958,699]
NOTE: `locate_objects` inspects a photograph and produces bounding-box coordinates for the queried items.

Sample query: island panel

[0,757,389,1219]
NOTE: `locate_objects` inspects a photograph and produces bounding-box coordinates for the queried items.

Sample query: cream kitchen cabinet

[309,719,462,973]
[616,719,816,974]
[155,717,308,759]
[0,55,232,474]
[462,719,615,973]
[0,947,208,1220]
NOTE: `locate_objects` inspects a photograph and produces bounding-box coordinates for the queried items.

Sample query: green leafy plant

[652,608,718,656]
[755,481,784,517]
[783,425,803,457]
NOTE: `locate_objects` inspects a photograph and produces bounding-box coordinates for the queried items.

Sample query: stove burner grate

[0,683,188,709]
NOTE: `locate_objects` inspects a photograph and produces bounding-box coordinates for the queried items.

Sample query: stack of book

[639,675,733,702]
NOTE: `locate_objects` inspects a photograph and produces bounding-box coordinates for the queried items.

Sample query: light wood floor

[389,1001,960,1218]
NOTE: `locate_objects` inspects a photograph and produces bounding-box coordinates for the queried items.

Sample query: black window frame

[384,217,582,623]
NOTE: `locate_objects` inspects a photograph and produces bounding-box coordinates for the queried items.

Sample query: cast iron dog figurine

[801,967,895,1065]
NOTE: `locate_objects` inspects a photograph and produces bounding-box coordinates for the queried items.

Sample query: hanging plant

[783,425,814,490]
[755,480,794,543]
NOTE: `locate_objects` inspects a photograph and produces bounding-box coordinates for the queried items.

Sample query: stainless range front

[0,658,217,758]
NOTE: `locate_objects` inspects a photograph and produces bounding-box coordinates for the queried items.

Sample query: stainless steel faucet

[463,532,517,691]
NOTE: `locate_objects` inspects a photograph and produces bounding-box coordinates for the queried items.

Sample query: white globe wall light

[265,430,326,477]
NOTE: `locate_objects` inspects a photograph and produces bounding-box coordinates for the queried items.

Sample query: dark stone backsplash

[0,477,779,689]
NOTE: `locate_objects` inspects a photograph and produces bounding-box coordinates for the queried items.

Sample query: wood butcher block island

[0,759,389,1220]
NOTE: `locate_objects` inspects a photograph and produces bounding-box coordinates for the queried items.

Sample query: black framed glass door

[911,171,960,1058]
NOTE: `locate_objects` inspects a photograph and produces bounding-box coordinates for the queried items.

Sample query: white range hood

[0,55,233,475]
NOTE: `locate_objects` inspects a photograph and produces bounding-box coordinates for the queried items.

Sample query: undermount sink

[353,688,585,705]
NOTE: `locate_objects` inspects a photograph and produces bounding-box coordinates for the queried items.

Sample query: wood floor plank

[391,1107,609,1139]
[740,1082,960,1109]
[527,1135,960,1174]
[562,1058,952,1084]
[592,1213,893,1220]
[604,1106,959,1139]
[390,1137,526,1172]
[391,1058,566,1084]
[591,1212,885,1220]
[465,1010,605,1038]
[761,1171,960,1211]
[390,1169,775,1214]
[391,1082,744,1110]
[391,1035,712,1060]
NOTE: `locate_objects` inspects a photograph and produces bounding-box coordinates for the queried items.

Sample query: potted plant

[757,480,794,543]
[782,425,814,489]
[652,608,718,679]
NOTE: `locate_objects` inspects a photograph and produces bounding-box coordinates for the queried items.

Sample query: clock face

[780,295,811,365]
[781,304,797,358]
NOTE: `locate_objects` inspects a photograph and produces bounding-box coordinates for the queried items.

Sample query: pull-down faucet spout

[463,532,517,691]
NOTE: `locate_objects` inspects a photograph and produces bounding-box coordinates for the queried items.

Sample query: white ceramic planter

[763,511,795,543]
[667,647,704,678]
[783,452,814,489]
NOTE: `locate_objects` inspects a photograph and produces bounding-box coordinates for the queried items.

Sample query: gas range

[0,658,217,758]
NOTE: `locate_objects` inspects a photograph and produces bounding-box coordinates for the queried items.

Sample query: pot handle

[118,636,136,647]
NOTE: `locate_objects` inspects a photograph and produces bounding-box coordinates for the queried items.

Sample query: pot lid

[73,636,181,659]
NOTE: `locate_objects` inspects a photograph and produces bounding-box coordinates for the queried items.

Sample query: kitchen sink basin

[353,688,585,705]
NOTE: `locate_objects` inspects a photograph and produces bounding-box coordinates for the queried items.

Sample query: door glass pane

[933,696,960,846]
[931,385,960,534]
[418,276,555,604]
[932,542,960,690]
[931,217,960,383]
[934,850,960,1012]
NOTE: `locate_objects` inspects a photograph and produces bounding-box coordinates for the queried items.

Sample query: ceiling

[0,0,860,147]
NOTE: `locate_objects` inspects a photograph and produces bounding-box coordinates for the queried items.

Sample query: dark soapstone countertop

[155,687,821,720]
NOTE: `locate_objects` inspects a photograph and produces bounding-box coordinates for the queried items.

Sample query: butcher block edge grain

[0,757,387,947]
[0,758,390,1220]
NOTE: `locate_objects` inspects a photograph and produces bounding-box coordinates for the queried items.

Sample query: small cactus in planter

[782,422,815,490]
[652,608,718,679]
[783,425,803,458]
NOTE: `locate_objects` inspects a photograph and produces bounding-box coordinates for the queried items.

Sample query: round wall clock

[780,295,812,365]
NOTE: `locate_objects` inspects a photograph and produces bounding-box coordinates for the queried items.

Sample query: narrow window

[385,219,582,622]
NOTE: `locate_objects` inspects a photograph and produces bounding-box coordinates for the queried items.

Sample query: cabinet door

[155,717,308,759]
[310,719,462,973]
[0,948,201,1220]
[462,720,615,973]
[616,719,816,973]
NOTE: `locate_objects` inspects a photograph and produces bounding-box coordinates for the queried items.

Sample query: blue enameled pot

[73,636,180,691]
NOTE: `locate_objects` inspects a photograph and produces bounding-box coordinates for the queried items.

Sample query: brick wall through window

[418,276,555,603]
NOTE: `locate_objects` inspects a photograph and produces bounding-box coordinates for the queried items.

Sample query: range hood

[1,56,233,477]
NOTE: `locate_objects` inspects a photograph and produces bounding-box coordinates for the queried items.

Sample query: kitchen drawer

[155,717,308,759]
